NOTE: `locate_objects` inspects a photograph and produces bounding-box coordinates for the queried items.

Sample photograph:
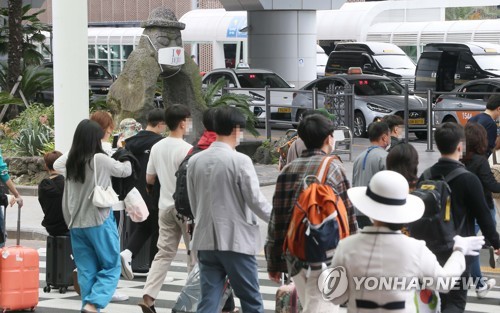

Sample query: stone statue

[107,7,205,140]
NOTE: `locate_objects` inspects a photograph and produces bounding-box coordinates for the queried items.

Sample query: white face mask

[385,142,391,151]
[186,119,193,134]
[236,130,244,146]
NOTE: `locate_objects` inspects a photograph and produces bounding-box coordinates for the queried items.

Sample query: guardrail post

[404,84,409,144]
[265,85,271,141]
[312,87,318,110]
[426,89,434,152]
[344,85,354,131]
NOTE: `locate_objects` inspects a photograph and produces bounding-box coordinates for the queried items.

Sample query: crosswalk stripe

[36,248,500,313]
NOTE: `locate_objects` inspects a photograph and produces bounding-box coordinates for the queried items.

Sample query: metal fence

[221,85,355,141]
[416,90,500,152]
[221,84,500,155]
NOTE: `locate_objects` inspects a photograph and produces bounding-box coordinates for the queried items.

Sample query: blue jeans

[70,213,120,310]
[197,250,264,313]
[471,206,497,289]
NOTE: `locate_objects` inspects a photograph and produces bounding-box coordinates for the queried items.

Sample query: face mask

[186,120,193,134]
[236,130,244,146]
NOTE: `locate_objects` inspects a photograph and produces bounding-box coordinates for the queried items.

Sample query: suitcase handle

[2,204,21,246]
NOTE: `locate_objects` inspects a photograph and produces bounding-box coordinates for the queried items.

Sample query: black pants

[437,252,471,313]
[125,206,159,263]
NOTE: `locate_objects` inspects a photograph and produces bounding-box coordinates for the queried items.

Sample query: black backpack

[173,147,202,221]
[408,167,468,254]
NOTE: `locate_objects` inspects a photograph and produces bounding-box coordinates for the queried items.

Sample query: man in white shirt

[139,104,193,313]
[187,106,271,313]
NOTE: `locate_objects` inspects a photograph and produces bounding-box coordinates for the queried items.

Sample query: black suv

[37,63,115,103]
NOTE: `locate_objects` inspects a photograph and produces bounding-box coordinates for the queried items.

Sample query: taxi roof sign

[484,48,497,53]
[347,67,363,75]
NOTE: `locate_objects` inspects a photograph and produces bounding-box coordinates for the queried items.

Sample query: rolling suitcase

[276,274,303,313]
[0,205,39,311]
[44,235,75,294]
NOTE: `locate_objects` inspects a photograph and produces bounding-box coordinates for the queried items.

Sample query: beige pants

[143,208,194,299]
[292,268,340,313]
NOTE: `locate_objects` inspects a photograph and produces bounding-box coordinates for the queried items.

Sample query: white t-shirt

[146,136,192,210]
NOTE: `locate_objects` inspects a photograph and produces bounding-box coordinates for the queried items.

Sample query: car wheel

[353,111,367,138]
[293,109,305,129]
[414,131,427,140]
[443,116,458,124]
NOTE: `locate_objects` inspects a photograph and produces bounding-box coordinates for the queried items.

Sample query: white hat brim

[347,187,425,224]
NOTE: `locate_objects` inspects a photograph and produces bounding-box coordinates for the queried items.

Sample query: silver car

[202,68,293,122]
[291,74,427,138]
[433,78,500,126]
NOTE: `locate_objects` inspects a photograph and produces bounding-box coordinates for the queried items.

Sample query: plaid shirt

[265,149,358,273]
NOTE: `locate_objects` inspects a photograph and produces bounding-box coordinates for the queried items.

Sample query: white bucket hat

[347,170,425,224]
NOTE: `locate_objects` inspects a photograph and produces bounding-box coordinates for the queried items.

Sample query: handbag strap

[93,154,98,186]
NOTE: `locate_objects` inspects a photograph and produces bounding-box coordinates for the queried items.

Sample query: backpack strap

[316,156,335,184]
[444,167,469,183]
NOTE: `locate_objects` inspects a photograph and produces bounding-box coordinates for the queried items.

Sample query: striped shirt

[265,149,358,273]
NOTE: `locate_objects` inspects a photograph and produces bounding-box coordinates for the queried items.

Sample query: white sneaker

[111,291,129,302]
[120,249,134,280]
[476,278,496,299]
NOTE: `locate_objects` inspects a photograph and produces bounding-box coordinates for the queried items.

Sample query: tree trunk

[6,0,23,119]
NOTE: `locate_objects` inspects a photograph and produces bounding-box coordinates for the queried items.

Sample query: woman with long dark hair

[386,143,419,191]
[462,122,500,298]
[54,119,131,313]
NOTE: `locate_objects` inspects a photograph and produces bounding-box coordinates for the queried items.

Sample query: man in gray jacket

[187,106,271,313]
[352,121,391,228]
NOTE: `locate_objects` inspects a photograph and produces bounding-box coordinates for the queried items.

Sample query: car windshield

[373,55,416,70]
[473,55,500,71]
[348,78,404,96]
[236,73,290,88]
[89,65,112,80]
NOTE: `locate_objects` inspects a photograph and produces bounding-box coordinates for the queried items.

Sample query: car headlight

[366,103,392,113]
[249,91,265,101]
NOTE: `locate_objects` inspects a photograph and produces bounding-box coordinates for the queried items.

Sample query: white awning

[179,9,247,43]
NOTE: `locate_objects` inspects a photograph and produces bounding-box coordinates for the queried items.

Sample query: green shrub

[13,122,52,156]
[3,104,54,156]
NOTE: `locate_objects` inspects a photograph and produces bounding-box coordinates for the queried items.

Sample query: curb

[16,186,38,197]
[6,228,48,241]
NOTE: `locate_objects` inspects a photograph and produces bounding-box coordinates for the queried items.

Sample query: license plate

[408,118,425,125]
[278,108,291,113]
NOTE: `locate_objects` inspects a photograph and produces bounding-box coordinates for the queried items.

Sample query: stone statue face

[149,28,183,51]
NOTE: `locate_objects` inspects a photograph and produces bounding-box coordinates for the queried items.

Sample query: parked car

[326,42,416,89]
[415,42,500,94]
[36,62,115,103]
[433,78,500,125]
[291,74,427,138]
[202,68,294,122]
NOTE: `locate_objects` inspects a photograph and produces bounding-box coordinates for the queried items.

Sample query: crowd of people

[2,97,500,313]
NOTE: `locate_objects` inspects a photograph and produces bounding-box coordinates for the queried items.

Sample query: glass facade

[88,44,136,75]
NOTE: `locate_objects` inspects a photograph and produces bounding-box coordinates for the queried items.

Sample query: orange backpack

[283,156,350,263]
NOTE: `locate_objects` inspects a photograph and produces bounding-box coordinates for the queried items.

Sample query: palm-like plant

[0,63,53,103]
[0,4,51,67]
[202,78,259,137]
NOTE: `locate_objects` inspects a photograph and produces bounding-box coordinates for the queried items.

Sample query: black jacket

[111,149,141,200]
[420,158,500,250]
[124,130,163,209]
[38,175,69,236]
[463,153,500,210]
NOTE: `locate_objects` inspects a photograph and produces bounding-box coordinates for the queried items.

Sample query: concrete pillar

[52,0,89,152]
[247,10,316,88]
